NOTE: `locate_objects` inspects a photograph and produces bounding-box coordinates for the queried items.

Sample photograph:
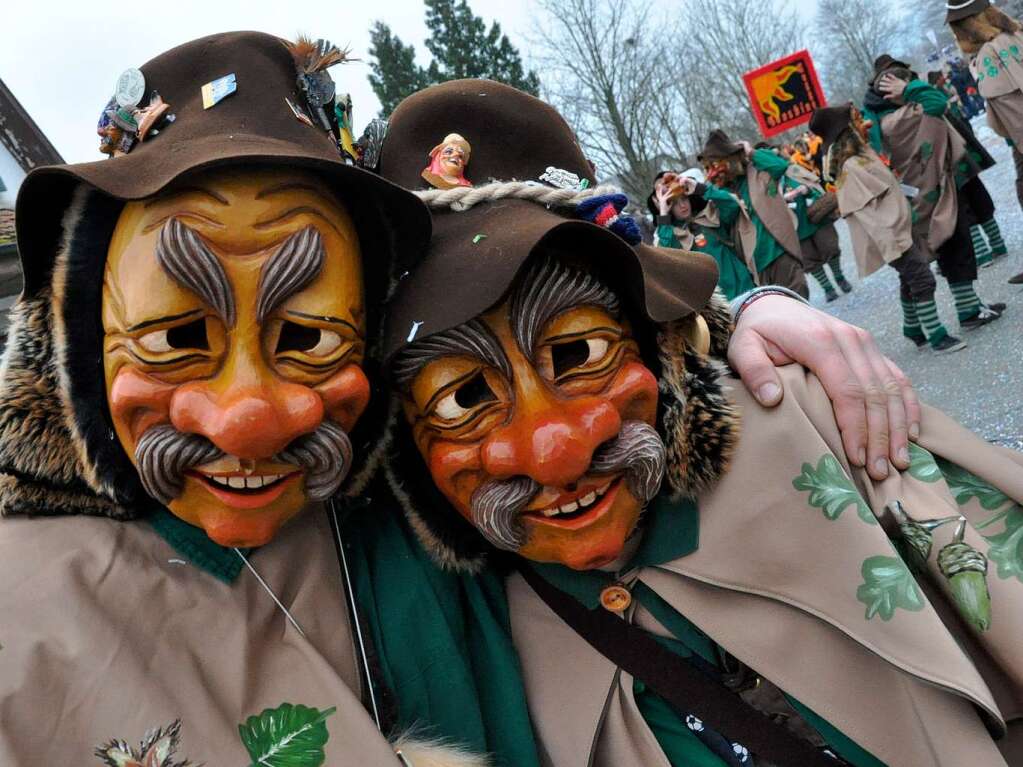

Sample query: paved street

[806,118,1023,450]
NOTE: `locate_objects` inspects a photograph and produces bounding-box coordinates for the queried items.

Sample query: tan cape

[836,149,914,277]
[507,366,1023,767]
[972,32,1023,150]
[735,162,803,282]
[0,502,485,767]
[879,103,966,254]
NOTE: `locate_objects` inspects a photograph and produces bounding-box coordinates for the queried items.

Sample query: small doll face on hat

[396,256,665,570]
[102,167,370,547]
[421,133,473,190]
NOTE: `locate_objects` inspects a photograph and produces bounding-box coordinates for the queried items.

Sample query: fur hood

[0,186,401,519]
[382,292,742,574]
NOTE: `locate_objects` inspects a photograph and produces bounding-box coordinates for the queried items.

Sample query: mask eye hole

[551,338,609,378]
[138,318,209,353]
[275,321,342,356]
[434,372,497,420]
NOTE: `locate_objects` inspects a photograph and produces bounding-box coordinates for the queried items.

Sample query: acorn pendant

[938,519,992,633]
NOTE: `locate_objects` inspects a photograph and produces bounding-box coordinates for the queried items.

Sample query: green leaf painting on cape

[792,454,875,525]
[239,703,337,767]
[936,458,1012,510]
[906,444,942,483]
[856,555,925,621]
[982,506,1023,585]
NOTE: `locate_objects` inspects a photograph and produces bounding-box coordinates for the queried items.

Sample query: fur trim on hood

[0,185,406,519]
[382,291,741,574]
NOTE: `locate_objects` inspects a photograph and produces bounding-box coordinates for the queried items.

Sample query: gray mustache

[135,420,353,506]
[468,420,666,551]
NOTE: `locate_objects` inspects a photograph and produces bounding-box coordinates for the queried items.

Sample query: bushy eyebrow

[256,226,325,323]
[156,218,236,326]
[392,319,511,391]
[509,256,620,357]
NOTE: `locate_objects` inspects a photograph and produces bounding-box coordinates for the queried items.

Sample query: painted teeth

[540,481,615,518]
[206,474,284,490]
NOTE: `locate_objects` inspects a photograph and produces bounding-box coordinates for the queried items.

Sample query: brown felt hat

[809,103,853,157]
[15,30,431,297]
[946,0,990,22]
[697,129,744,161]
[872,54,913,83]
[377,79,718,364]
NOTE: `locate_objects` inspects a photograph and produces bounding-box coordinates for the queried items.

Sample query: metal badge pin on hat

[97,69,175,157]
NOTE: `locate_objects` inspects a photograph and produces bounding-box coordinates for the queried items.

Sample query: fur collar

[0,186,403,519]
[382,291,741,573]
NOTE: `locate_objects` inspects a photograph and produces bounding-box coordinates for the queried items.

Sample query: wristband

[731,286,809,324]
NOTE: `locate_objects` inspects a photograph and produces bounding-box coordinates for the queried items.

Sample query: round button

[600,584,632,612]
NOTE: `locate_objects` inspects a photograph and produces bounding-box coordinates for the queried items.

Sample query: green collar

[148,509,252,584]
[527,493,699,609]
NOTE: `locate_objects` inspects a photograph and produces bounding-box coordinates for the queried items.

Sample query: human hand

[655,185,673,216]
[878,72,908,101]
[728,295,920,479]
[739,140,754,158]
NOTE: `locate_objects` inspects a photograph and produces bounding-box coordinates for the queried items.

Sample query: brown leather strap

[519,566,847,767]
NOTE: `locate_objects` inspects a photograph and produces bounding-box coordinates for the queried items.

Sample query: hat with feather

[0,31,431,520]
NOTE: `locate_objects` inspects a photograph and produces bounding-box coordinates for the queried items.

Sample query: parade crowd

[649,6,1023,355]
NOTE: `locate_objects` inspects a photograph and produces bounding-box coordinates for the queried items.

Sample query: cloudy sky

[3,0,537,164]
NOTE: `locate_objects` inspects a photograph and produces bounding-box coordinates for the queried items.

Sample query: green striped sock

[902,298,924,339]
[981,218,1007,256]
[828,257,846,280]
[915,299,949,346]
[811,266,837,295]
[971,224,993,265]
[950,281,982,321]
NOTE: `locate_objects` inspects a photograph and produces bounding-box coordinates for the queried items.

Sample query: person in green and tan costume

[861,54,1008,332]
[699,129,808,298]
[647,169,755,301]
[810,103,968,354]
[947,0,1023,284]
[0,31,484,767]
[357,78,1023,767]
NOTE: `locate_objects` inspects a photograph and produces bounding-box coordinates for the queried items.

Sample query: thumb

[728,331,784,407]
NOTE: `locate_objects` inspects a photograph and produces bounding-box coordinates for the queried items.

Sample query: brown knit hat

[946,0,990,22]
[377,79,718,364]
[15,30,431,297]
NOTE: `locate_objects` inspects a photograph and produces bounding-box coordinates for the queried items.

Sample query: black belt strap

[519,566,846,767]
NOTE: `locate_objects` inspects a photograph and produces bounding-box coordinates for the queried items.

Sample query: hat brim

[15,134,431,296]
[382,199,719,364]
[946,0,989,22]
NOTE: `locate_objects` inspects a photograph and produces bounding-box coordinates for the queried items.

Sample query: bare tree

[813,0,910,105]
[531,0,808,201]
[531,0,672,201]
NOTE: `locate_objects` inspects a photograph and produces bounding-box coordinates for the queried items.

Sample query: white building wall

[0,142,27,208]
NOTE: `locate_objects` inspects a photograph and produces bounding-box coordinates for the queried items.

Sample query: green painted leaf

[792,454,876,525]
[935,458,1012,510]
[856,555,925,620]
[984,506,1023,584]
[907,443,942,483]
[918,141,934,162]
[922,188,940,203]
[239,703,336,767]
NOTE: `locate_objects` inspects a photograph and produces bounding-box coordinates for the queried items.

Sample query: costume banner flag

[742,50,826,138]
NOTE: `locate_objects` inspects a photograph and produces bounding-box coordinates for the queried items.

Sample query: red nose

[169,382,324,459]
[481,396,621,487]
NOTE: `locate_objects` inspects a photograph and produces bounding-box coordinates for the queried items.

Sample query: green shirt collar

[148,508,251,584]
[527,493,699,609]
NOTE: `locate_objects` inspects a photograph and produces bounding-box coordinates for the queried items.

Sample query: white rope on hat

[414,180,620,211]
[946,0,979,8]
